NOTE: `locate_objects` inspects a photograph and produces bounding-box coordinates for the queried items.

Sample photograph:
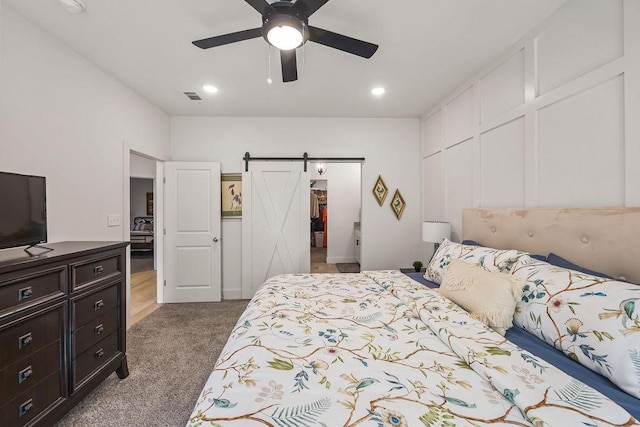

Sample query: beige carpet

[56,300,249,427]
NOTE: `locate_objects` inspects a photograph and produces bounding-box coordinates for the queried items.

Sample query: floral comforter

[187,271,638,427]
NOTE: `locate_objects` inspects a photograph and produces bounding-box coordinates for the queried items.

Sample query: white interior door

[242,162,310,298]
[164,162,221,303]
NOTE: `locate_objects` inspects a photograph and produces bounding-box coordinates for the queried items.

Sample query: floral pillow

[424,238,525,284]
[511,255,640,398]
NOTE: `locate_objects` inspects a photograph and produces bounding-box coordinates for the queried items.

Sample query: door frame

[122,143,165,329]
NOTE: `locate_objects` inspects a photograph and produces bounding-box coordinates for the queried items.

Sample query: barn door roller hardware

[243,152,365,172]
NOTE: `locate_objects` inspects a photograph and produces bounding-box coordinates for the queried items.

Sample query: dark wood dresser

[0,241,129,426]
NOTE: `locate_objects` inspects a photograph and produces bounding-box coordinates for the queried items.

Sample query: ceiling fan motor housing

[262,4,309,49]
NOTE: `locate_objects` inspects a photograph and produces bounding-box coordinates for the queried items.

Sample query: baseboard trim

[326,257,357,264]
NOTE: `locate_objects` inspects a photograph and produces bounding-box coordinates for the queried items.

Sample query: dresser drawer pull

[94,299,104,311]
[19,399,33,418]
[95,348,105,359]
[18,286,33,301]
[94,265,104,276]
[94,324,105,335]
[18,332,33,349]
[18,366,33,384]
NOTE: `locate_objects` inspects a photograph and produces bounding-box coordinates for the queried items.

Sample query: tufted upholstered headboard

[462,208,640,284]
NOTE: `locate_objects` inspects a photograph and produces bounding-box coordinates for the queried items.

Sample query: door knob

[213,237,219,242]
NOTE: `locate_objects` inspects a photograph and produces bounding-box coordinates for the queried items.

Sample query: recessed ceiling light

[202,85,219,94]
[371,87,385,96]
[58,0,86,13]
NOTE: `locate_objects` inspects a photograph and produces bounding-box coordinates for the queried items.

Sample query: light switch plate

[107,214,121,227]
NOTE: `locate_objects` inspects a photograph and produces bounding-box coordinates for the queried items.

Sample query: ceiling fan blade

[280,49,298,82]
[308,26,378,58]
[192,28,263,49]
[244,0,275,16]
[290,0,330,18]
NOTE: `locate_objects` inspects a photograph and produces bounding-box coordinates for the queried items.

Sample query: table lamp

[422,221,451,256]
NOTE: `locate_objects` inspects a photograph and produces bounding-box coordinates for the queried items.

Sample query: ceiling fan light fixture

[267,26,303,50]
[264,14,305,51]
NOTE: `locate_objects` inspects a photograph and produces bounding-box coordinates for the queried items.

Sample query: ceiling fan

[192,0,379,82]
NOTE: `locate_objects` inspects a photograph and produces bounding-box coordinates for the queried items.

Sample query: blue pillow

[461,240,546,262]
[461,239,483,246]
[546,253,613,279]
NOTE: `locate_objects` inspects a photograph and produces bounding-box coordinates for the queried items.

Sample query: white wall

[310,163,361,264]
[421,0,640,251]
[0,4,170,243]
[171,117,421,298]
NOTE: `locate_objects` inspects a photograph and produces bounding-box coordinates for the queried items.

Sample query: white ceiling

[3,0,566,118]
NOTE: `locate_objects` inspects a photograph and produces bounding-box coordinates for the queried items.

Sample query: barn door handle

[213,237,219,242]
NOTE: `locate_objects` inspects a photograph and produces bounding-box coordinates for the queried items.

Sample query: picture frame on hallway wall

[390,189,405,220]
[221,173,242,217]
[373,175,388,206]
[146,192,154,215]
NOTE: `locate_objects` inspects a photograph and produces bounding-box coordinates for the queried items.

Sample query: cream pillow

[439,259,524,335]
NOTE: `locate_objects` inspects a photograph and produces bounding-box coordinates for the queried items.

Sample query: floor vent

[184,91,202,101]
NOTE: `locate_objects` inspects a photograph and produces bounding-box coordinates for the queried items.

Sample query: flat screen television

[0,171,48,250]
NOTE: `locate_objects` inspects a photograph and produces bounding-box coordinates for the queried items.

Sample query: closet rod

[244,152,365,172]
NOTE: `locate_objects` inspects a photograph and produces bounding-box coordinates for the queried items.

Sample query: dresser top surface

[0,241,129,273]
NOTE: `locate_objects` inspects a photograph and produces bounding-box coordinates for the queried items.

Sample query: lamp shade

[422,221,451,243]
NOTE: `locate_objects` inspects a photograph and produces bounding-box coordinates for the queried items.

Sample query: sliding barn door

[164,162,221,303]
[242,162,310,298]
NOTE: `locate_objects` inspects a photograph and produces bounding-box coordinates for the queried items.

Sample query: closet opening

[309,162,362,274]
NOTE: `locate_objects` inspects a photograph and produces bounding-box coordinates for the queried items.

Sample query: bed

[187,208,640,426]
[130,216,154,252]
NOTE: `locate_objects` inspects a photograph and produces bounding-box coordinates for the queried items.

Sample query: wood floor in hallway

[311,247,339,273]
[131,269,161,326]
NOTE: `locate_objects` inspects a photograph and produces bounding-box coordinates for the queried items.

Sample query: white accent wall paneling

[421,0,638,236]
[480,117,526,207]
[479,49,525,124]
[445,87,474,147]
[445,140,473,241]
[536,0,624,96]
[422,153,443,221]
[624,0,640,206]
[538,75,625,207]
[422,110,442,157]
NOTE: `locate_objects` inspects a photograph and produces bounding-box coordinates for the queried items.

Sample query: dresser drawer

[73,284,119,329]
[73,308,118,357]
[0,341,61,405]
[0,266,66,315]
[0,308,62,365]
[0,371,63,427]
[73,332,119,390]
[71,254,122,291]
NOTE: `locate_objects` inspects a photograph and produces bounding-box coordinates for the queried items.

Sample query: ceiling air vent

[184,92,202,101]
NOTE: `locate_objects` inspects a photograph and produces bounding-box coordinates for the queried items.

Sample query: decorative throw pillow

[424,238,525,284]
[439,259,524,335]
[512,255,640,398]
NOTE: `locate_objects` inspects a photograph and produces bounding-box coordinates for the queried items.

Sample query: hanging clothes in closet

[311,192,320,220]
[322,206,327,247]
